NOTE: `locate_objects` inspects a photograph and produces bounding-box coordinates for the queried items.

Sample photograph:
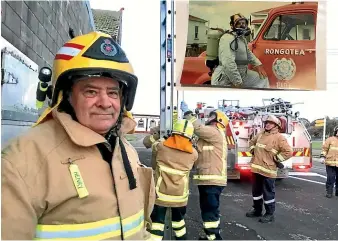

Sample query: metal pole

[323,117,326,144]
[163,207,173,240]
[160,0,173,239]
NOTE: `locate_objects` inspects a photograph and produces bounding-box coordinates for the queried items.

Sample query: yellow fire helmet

[207,109,229,129]
[172,119,194,140]
[51,31,137,111]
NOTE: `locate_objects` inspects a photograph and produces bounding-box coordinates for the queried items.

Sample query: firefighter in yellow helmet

[246,115,292,223]
[1,31,156,240]
[180,101,227,240]
[320,125,338,198]
[143,119,198,240]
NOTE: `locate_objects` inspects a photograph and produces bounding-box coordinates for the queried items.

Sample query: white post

[322,116,326,144]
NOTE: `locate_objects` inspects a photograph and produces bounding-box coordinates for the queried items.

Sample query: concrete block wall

[1,0,95,69]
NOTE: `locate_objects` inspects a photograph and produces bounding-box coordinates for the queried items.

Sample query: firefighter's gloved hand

[273,156,284,169]
[254,65,268,79]
[275,162,284,169]
[320,157,325,164]
[153,132,160,141]
[180,101,190,113]
[150,125,160,135]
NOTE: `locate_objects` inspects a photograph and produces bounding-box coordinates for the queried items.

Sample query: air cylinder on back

[206,29,224,61]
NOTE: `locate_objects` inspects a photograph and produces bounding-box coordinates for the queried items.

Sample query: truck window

[263,13,315,41]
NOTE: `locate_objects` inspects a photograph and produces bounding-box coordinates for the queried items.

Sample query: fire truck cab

[248,2,317,89]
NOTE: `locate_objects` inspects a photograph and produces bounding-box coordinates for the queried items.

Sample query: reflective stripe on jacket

[249,128,292,178]
[185,115,227,186]
[1,110,155,240]
[321,136,338,167]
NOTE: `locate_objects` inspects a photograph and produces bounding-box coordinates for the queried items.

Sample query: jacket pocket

[137,166,155,230]
[196,145,213,170]
[157,167,189,199]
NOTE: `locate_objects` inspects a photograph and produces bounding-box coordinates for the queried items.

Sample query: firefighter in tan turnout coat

[181,101,228,241]
[1,31,156,240]
[143,119,198,240]
[245,115,292,223]
[320,126,338,198]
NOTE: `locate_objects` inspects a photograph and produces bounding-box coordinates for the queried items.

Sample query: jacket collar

[53,110,107,147]
[52,110,136,147]
[264,127,279,135]
[119,116,137,135]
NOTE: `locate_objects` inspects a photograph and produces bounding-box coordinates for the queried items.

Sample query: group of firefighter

[144,101,338,241]
[2,26,338,240]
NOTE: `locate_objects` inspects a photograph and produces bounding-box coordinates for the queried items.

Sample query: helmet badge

[100,39,117,57]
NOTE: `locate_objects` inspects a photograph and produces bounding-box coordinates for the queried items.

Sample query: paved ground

[129,134,338,240]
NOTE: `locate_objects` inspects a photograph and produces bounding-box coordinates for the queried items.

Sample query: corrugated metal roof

[189,14,208,23]
[92,9,123,44]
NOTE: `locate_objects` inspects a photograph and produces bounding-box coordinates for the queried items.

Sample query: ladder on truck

[160,0,180,239]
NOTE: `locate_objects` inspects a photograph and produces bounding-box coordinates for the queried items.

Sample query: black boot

[259,213,275,223]
[326,193,333,198]
[246,208,262,218]
[335,190,338,197]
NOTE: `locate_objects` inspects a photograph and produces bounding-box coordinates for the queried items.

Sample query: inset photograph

[180,1,319,90]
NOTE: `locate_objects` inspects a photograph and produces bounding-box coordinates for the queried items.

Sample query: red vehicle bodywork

[180,3,317,89]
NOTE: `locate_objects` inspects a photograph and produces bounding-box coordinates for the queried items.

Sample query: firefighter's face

[70,77,122,135]
[265,121,276,131]
[233,15,247,29]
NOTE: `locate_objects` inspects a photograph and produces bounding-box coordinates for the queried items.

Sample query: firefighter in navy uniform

[181,101,228,240]
[246,115,292,223]
[143,119,198,240]
[320,126,338,198]
[210,13,269,88]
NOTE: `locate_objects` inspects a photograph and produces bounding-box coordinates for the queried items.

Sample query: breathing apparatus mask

[233,26,251,37]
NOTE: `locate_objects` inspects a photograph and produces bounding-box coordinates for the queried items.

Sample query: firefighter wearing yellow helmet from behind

[320,125,338,198]
[246,115,292,223]
[1,31,156,240]
[143,119,198,240]
[180,101,227,241]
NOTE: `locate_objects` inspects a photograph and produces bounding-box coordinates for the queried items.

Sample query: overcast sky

[90,0,338,122]
[189,1,287,29]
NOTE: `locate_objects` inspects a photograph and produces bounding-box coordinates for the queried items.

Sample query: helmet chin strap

[105,95,137,191]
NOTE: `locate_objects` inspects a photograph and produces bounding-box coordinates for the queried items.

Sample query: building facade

[186,15,208,57]
[1,0,95,146]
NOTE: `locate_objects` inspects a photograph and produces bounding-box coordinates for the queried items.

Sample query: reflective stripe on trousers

[252,173,276,214]
[35,209,144,240]
[149,205,187,240]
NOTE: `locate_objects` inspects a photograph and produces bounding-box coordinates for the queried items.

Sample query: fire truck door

[252,11,316,89]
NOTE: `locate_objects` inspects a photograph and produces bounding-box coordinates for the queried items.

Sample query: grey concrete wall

[1,0,95,69]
